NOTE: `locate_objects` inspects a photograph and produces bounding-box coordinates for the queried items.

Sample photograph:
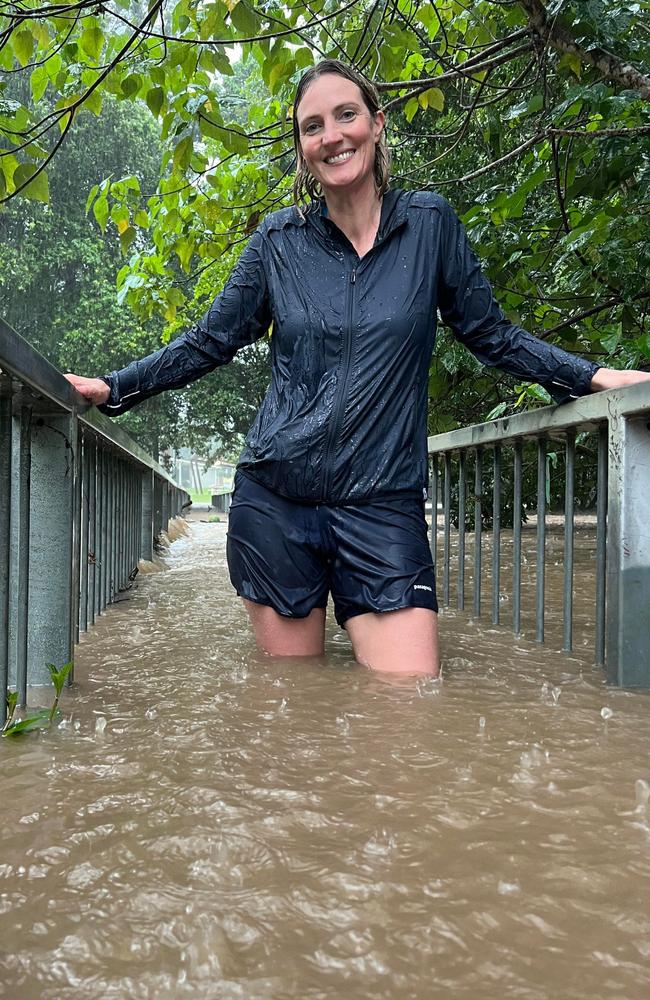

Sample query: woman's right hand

[63,373,111,406]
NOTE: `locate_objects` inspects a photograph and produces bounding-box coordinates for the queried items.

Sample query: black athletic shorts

[226,471,438,627]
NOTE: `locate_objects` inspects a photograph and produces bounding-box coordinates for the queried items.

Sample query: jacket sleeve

[436,197,600,403]
[98,227,272,416]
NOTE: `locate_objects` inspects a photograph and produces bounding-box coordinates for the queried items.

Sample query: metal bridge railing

[428,382,650,687]
[0,320,189,722]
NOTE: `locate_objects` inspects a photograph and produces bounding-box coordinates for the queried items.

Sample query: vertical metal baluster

[96,446,104,614]
[87,437,96,627]
[130,470,135,575]
[430,455,438,572]
[110,459,117,602]
[137,475,143,564]
[79,428,90,635]
[127,468,133,581]
[474,448,482,618]
[68,417,82,666]
[595,424,608,666]
[102,452,109,607]
[458,451,466,610]
[513,441,523,637]
[101,446,109,614]
[0,387,11,726]
[492,445,501,625]
[119,463,125,589]
[10,398,31,707]
[443,452,451,608]
[536,437,547,644]
[563,431,575,652]
[105,451,113,606]
[120,461,127,589]
[141,469,154,562]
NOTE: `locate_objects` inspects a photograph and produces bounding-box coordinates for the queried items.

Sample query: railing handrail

[0,318,177,483]
[427,381,650,454]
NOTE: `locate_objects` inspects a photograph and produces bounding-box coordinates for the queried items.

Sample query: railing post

[429,455,438,572]
[141,469,154,561]
[153,476,163,541]
[26,411,76,687]
[0,380,11,725]
[605,407,650,686]
[86,435,97,628]
[8,391,31,705]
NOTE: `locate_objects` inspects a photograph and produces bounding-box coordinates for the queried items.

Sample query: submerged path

[1,521,650,998]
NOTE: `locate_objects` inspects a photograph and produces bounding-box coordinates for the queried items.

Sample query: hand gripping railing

[0,320,189,722]
[428,382,650,687]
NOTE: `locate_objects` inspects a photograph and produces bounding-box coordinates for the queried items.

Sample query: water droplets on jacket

[99,190,599,503]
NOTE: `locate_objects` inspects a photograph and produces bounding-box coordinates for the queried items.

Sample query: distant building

[170,447,235,496]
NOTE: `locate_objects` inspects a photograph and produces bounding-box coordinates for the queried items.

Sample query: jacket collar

[307,188,409,243]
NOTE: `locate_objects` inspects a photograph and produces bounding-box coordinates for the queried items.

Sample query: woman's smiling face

[296,74,385,197]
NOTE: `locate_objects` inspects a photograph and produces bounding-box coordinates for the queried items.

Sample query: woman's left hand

[590,368,650,392]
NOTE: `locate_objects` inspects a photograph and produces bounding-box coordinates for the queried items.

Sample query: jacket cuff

[96,364,141,415]
[546,359,601,404]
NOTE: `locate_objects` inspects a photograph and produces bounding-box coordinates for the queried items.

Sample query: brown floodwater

[1,519,649,999]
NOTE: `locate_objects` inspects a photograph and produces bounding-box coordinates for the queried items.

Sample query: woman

[66,60,649,677]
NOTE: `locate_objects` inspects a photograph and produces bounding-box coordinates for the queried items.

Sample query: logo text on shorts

[413,584,432,592]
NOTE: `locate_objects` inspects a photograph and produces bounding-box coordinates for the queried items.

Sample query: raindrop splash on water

[635,778,650,814]
[601,706,614,721]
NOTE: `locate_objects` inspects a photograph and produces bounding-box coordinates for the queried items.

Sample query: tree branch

[519,0,650,100]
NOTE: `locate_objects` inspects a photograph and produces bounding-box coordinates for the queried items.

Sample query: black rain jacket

[99,189,599,503]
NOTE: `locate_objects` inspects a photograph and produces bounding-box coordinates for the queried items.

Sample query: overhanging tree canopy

[1,1,649,431]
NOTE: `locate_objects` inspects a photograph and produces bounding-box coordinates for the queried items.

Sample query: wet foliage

[2,661,73,739]
[1,1,648,468]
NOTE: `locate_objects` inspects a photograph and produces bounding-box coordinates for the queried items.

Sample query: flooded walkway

[2,521,650,998]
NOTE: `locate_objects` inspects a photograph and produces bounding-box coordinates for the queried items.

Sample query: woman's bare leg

[243,600,326,656]
[345,607,440,676]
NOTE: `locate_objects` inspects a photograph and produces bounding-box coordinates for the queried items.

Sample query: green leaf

[418,87,444,112]
[559,52,582,79]
[46,661,73,698]
[219,126,247,156]
[4,690,18,729]
[146,87,164,117]
[13,163,50,203]
[404,97,419,123]
[85,182,99,214]
[294,48,314,70]
[121,74,142,99]
[173,135,193,172]
[30,65,50,103]
[13,29,35,68]
[2,709,52,738]
[485,401,507,421]
[93,194,109,232]
[84,89,102,117]
[119,225,136,252]
[80,24,104,62]
[230,1,260,37]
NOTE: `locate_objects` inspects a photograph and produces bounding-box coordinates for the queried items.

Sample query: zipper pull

[351,269,356,284]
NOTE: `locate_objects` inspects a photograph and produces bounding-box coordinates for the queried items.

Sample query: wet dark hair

[292,59,390,208]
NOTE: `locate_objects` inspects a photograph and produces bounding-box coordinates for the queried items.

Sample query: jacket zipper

[320,267,357,500]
